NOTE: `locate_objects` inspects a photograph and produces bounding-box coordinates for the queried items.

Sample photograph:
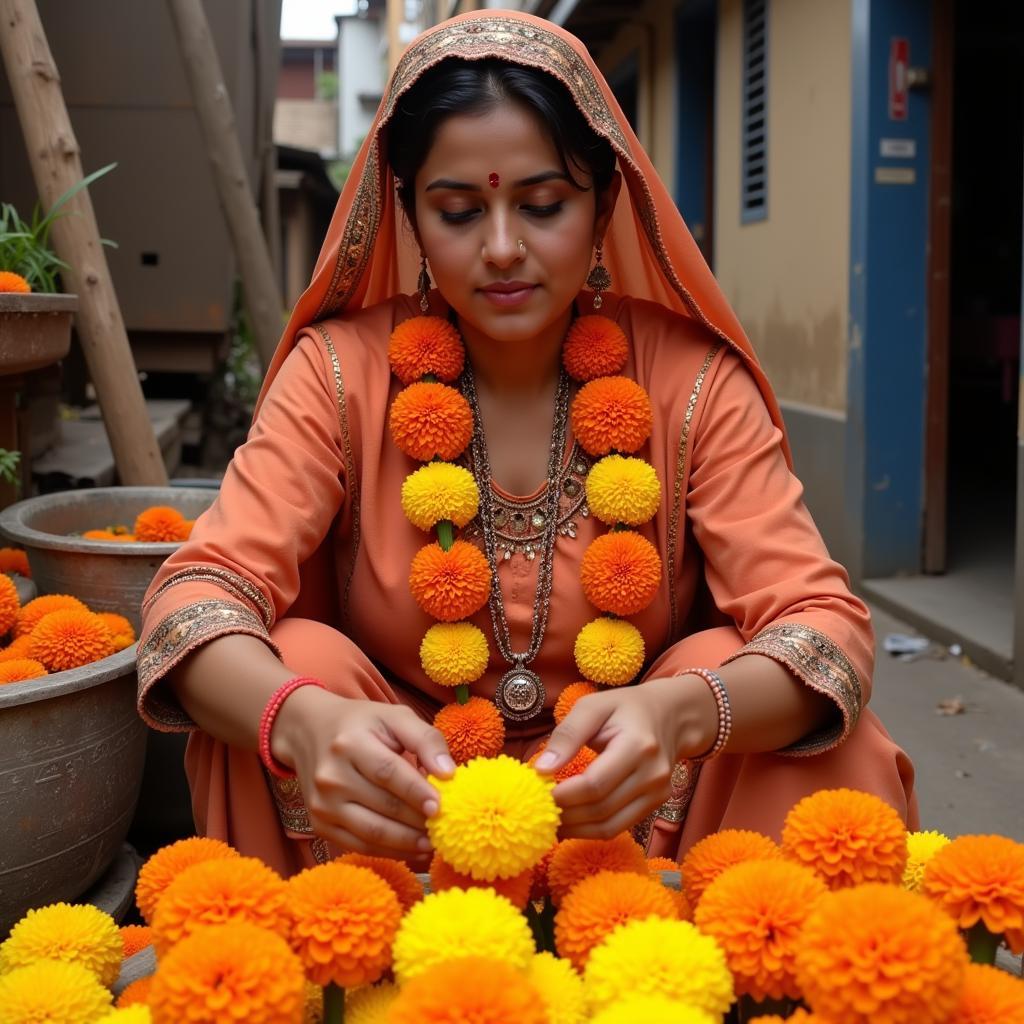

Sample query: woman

[138,10,916,877]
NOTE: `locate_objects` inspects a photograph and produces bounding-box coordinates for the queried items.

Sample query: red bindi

[488,172,500,188]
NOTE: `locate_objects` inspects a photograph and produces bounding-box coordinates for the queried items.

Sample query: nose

[481,211,523,269]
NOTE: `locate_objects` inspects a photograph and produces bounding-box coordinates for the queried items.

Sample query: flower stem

[966,922,1001,964]
[455,683,470,705]
[324,982,345,1023]
[437,519,455,551]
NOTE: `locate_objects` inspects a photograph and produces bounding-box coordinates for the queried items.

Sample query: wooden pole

[0,0,168,486]
[165,0,284,371]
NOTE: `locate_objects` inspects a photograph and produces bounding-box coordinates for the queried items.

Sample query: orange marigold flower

[648,856,679,873]
[547,832,649,906]
[0,658,47,683]
[0,271,31,293]
[530,845,558,903]
[28,609,115,672]
[435,696,505,765]
[409,540,491,621]
[149,922,305,1024]
[0,634,34,662]
[571,376,653,456]
[794,883,968,1024]
[430,853,534,910]
[781,788,908,890]
[749,1013,828,1024]
[563,315,629,381]
[388,315,465,384]
[15,594,87,637]
[948,962,1024,1024]
[580,530,662,615]
[529,742,597,781]
[336,853,424,915]
[97,612,136,652]
[288,862,401,988]
[695,858,828,1002]
[150,855,289,955]
[388,956,547,1024]
[120,924,152,959]
[134,506,191,543]
[389,382,473,462]
[681,829,781,908]
[0,547,31,577]
[135,835,240,923]
[923,834,1024,953]
[83,529,123,541]
[554,681,599,723]
[0,572,19,636]
[555,868,678,970]
[116,975,153,1007]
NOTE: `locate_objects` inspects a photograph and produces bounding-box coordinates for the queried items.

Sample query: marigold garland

[409,539,491,621]
[0,959,113,1023]
[781,787,909,889]
[562,315,629,381]
[680,828,781,908]
[572,376,653,456]
[389,381,474,461]
[574,617,645,686]
[580,530,662,615]
[794,882,968,1024]
[335,853,424,915]
[528,741,597,781]
[419,621,490,686]
[586,454,662,526]
[554,681,599,723]
[134,506,192,543]
[135,835,240,923]
[0,270,32,293]
[903,829,951,892]
[555,868,679,970]
[15,593,87,637]
[0,658,47,683]
[388,315,464,384]
[28,609,115,672]
[547,832,649,906]
[400,461,479,530]
[948,962,1024,1024]
[429,852,534,909]
[434,696,505,764]
[527,951,587,1024]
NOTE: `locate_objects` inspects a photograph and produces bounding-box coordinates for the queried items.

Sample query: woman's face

[413,100,619,345]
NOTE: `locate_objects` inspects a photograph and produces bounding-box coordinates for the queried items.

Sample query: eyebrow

[424,170,570,192]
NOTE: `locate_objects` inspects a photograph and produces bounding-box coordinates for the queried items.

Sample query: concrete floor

[868,604,1024,841]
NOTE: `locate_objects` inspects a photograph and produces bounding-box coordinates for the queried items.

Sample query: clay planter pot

[0,647,146,936]
[0,486,218,632]
[0,293,76,376]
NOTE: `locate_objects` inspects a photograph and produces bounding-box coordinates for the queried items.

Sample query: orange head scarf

[257,9,789,462]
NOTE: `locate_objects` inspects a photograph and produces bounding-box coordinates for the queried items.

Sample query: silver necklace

[461,360,571,721]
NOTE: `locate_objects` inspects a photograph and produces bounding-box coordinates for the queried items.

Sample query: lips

[480,281,535,294]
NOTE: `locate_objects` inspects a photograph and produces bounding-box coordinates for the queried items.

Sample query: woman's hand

[535,676,718,840]
[272,686,455,863]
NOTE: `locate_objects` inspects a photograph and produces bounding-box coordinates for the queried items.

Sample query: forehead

[417,101,564,180]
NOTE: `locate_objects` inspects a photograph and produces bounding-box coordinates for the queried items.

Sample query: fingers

[558,790,666,841]
[311,802,433,857]
[353,722,446,818]
[386,708,456,782]
[534,697,612,774]
[553,733,659,812]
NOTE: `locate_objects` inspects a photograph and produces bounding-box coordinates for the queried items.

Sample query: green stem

[966,922,1002,964]
[323,982,345,1023]
[436,519,455,551]
[455,683,470,705]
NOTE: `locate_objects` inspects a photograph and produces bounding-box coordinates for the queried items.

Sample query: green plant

[0,449,21,489]
[0,164,118,292]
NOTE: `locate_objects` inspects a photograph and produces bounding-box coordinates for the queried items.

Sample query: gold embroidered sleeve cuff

[137,599,282,732]
[142,565,275,630]
[723,622,863,756]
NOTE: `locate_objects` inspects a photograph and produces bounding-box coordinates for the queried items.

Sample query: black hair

[386,58,617,222]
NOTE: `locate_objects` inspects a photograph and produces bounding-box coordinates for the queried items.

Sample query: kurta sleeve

[683,352,872,755]
[137,330,349,731]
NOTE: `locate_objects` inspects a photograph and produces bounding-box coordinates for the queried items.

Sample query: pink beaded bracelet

[258,676,326,779]
[682,667,733,762]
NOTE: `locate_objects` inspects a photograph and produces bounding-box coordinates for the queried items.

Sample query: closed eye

[522,202,564,217]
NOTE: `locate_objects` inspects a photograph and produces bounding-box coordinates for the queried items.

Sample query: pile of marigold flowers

[78,505,194,544]
[1,768,1022,1023]
[0,570,135,684]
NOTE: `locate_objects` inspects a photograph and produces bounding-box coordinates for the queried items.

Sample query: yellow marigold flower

[794,883,968,1024]
[903,829,951,892]
[590,997,717,1024]
[948,962,1024,1024]
[150,855,289,956]
[583,917,734,1018]
[287,862,401,988]
[97,613,136,653]
[98,1008,152,1023]
[346,981,397,1023]
[0,959,112,1022]
[694,858,828,1002]
[28,609,116,672]
[781,787,908,889]
[0,901,122,986]
[148,922,305,1024]
[0,572,20,635]
[15,593,87,637]
[419,621,489,686]
[586,455,661,526]
[391,887,535,985]
[681,828,781,908]
[400,462,480,530]
[547,832,649,906]
[527,952,586,1024]
[0,270,32,293]
[428,754,560,881]
[923,834,1024,953]
[574,617,645,686]
[135,835,240,923]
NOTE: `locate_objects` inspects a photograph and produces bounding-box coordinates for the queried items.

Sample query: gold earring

[586,243,611,310]
[418,254,431,313]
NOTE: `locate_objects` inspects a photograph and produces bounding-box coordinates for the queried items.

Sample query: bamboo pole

[0,0,168,485]
[165,0,284,371]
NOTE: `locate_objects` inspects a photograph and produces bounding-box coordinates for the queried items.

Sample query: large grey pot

[0,486,218,632]
[0,647,146,936]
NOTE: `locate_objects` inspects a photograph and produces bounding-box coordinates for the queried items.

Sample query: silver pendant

[494,666,546,721]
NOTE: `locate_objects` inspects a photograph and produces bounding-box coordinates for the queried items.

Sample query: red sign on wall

[889,38,909,121]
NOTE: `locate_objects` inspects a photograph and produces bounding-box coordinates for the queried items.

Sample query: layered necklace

[388,313,664,764]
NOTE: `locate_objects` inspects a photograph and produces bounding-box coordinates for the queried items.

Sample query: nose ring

[518,239,526,255]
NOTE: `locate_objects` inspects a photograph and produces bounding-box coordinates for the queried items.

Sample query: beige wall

[714,0,851,411]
